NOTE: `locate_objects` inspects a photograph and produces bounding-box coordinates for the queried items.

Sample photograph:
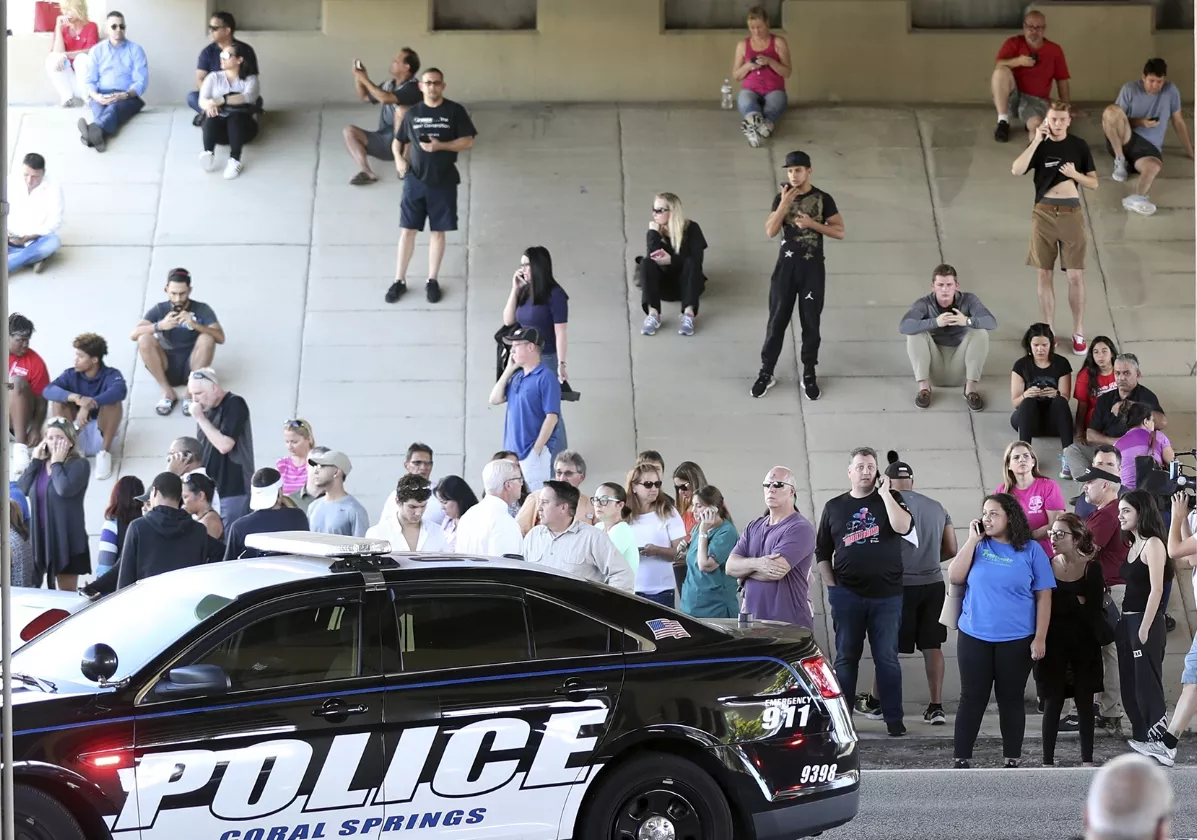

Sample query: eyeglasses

[422,80,445,87]
[555,468,578,478]
[189,370,214,383]
[208,23,228,30]
[673,482,690,493]
[652,207,669,214]
[638,481,663,489]
[762,481,794,490]
[504,476,523,485]
[1047,530,1073,540]
[408,459,433,468]
[110,23,126,30]
[10,332,31,340]
[591,495,619,506]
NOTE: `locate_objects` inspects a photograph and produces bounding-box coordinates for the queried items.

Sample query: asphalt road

[819,767,1197,840]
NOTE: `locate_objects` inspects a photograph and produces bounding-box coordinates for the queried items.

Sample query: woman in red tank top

[45,0,99,106]
[731,6,792,147]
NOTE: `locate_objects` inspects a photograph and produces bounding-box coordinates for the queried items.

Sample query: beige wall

[7,0,1192,106]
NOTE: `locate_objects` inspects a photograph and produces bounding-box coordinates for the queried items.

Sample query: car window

[527,597,614,659]
[396,596,529,672]
[193,602,361,691]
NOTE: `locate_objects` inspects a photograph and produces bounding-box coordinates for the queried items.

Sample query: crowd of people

[4,4,1195,773]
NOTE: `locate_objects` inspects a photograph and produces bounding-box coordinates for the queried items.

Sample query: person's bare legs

[1167,684,1197,739]
[925,649,945,705]
[395,228,417,282]
[1134,157,1163,196]
[97,402,122,451]
[1066,269,1085,338]
[190,333,216,370]
[1036,268,1056,326]
[341,125,376,180]
[1102,104,1132,153]
[50,400,75,421]
[428,230,446,281]
[137,333,177,401]
[56,573,78,592]
[10,376,34,445]
[991,66,1014,116]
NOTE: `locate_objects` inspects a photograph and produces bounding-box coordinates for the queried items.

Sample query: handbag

[939,582,964,630]
[1095,588,1120,646]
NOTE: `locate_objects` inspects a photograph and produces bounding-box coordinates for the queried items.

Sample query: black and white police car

[6,532,858,840]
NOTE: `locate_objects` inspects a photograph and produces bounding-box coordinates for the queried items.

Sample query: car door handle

[312,700,369,718]
[554,680,606,696]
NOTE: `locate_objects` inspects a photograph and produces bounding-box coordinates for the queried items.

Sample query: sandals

[349,171,377,186]
[182,399,195,417]
[155,397,178,416]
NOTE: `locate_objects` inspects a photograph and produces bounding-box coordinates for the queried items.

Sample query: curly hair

[983,493,1034,552]
[395,473,432,504]
[1052,512,1096,557]
[73,332,108,362]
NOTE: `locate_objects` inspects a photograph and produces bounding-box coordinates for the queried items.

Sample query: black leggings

[954,630,1033,760]
[640,255,704,316]
[1116,611,1168,742]
[1042,689,1095,764]
[202,112,259,160]
[1010,396,1073,450]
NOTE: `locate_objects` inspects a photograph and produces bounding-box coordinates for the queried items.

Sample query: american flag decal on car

[646,618,690,640]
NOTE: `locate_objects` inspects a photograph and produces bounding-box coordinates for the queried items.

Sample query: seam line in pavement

[295,108,323,417]
[617,106,637,452]
[462,132,471,473]
[1082,171,1121,354]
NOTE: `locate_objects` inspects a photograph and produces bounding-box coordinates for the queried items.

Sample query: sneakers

[199,150,216,172]
[964,391,984,412]
[750,372,775,399]
[1112,156,1128,182]
[1059,453,1072,480]
[802,369,820,401]
[223,159,243,180]
[678,314,695,337]
[915,389,931,409]
[924,704,946,726]
[1097,715,1123,736]
[94,450,113,481]
[641,313,661,336]
[1071,334,1087,356]
[887,720,907,737]
[425,279,442,303]
[741,114,763,148]
[385,280,407,303]
[994,119,1011,142]
[1058,714,1080,733]
[1123,194,1157,216]
[1129,738,1177,767]
[11,443,30,476]
[758,118,774,138]
[855,693,884,720]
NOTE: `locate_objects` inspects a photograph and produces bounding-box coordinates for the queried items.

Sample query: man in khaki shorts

[1011,101,1097,358]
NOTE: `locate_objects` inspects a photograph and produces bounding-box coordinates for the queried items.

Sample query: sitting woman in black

[640,192,707,338]
[1010,323,1073,461]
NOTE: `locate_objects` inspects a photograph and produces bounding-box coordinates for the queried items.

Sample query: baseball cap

[502,326,544,348]
[1073,466,1121,485]
[884,450,913,480]
[167,267,192,284]
[783,151,812,169]
[249,467,283,511]
[309,450,353,477]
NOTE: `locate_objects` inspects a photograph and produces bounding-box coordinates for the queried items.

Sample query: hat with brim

[249,479,282,511]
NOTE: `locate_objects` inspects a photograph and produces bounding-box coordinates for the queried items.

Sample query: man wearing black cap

[489,327,561,495]
[751,151,845,401]
[117,472,221,588]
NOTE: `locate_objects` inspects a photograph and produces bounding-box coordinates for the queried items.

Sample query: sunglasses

[652,207,669,214]
[403,489,432,503]
[673,482,690,493]
[189,370,215,383]
[762,481,794,490]
[220,50,237,60]
[638,481,663,489]
[591,495,620,506]
[285,419,309,431]
[110,23,126,30]
[46,416,72,427]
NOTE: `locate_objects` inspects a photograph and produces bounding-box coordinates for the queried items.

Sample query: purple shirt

[732,510,817,629]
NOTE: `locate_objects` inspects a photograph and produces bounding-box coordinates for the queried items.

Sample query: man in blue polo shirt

[488,327,560,494]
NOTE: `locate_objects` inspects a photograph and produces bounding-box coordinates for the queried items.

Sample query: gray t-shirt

[1116,79,1182,153]
[900,490,951,586]
[144,300,219,353]
[308,494,370,537]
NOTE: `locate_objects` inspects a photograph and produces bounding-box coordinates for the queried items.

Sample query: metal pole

[1,0,14,836]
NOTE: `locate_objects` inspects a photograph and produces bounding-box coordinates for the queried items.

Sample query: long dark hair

[104,475,145,525]
[435,475,479,518]
[1124,401,1158,452]
[517,246,560,307]
[1119,490,1176,581]
[9,501,28,542]
[983,493,1034,552]
[694,485,733,525]
[1080,335,1117,400]
[598,482,632,522]
[1021,322,1056,357]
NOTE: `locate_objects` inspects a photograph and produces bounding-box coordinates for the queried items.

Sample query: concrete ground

[6,103,1195,711]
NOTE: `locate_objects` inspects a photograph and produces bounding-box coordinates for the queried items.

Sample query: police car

[6,532,859,840]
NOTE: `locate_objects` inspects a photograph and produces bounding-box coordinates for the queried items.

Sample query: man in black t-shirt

[187,367,255,534]
[1064,352,1167,478]
[343,48,422,185]
[187,12,259,122]
[815,447,913,735]
[1011,101,1097,358]
[750,151,845,402]
[386,67,477,306]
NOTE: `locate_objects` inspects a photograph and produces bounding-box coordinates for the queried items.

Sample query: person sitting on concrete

[197,42,262,180]
[1102,58,1193,217]
[991,10,1071,143]
[188,11,258,123]
[307,450,370,537]
[899,262,996,411]
[224,467,310,561]
[1064,352,1166,480]
[131,267,223,417]
[165,435,221,516]
[1116,402,1174,491]
[7,153,64,275]
[117,472,220,589]
[187,368,255,532]
[79,11,148,153]
[1010,323,1074,466]
[489,327,561,493]
[1073,335,1119,448]
[8,313,50,471]
[639,193,708,337]
[344,48,421,185]
[731,5,791,148]
[43,332,127,481]
[366,473,448,551]
[45,0,98,107]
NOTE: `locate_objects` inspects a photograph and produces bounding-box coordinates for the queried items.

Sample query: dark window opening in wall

[433,0,538,31]
[664,0,784,30]
[911,0,1190,30]
[1155,0,1193,30]
[220,0,322,31]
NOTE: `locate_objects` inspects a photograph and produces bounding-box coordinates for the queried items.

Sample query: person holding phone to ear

[17,417,92,592]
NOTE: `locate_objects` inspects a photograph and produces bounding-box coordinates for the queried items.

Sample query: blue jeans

[540,351,568,456]
[187,90,201,113]
[827,585,904,723]
[638,590,675,608]
[737,89,788,123]
[7,234,61,272]
[89,94,144,136]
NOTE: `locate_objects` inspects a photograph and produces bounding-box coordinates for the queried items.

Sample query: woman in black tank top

[1115,490,1174,748]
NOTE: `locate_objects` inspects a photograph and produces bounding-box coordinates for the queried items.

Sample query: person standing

[679,486,740,619]
[517,450,594,534]
[188,12,259,118]
[991,11,1071,143]
[17,419,90,592]
[7,153,64,275]
[8,313,51,471]
[592,482,640,576]
[43,332,127,480]
[489,327,560,493]
[639,193,708,337]
[187,368,254,532]
[79,11,148,152]
[454,459,524,557]
[343,48,421,185]
[432,475,478,550]
[815,448,913,736]
[1011,101,1098,356]
[307,450,370,537]
[387,67,476,304]
[96,475,144,578]
[223,468,310,561]
[626,462,686,606]
[730,5,791,147]
[727,466,816,629]
[522,481,633,590]
[44,0,98,107]
[750,151,845,401]
[117,472,219,588]
[366,474,448,551]
[165,435,221,516]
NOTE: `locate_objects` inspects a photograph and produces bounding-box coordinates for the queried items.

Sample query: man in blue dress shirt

[80,11,148,152]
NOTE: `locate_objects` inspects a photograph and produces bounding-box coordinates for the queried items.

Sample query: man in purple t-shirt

[727,465,817,629]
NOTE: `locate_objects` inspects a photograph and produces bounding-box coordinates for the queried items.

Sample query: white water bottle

[720,78,733,110]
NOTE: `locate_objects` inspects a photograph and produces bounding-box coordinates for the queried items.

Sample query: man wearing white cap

[223,467,309,560]
[307,449,370,537]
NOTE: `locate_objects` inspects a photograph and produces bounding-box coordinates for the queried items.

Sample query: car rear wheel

[15,785,86,840]
[581,752,734,840]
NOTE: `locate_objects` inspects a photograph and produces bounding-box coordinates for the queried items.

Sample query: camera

[1140,449,1197,508]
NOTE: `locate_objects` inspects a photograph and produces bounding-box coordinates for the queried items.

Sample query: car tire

[15,785,87,840]
[580,752,734,840]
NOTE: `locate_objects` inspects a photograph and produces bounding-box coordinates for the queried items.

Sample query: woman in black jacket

[640,192,708,337]
[18,417,90,591]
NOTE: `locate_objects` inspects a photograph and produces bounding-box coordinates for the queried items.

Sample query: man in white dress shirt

[378,442,445,527]
[455,459,524,557]
[7,153,64,274]
[522,481,633,590]
[366,474,447,552]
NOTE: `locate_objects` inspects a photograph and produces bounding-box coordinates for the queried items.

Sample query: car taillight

[800,655,841,699]
[20,608,71,642]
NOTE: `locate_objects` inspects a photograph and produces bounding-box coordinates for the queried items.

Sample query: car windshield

[9,558,334,683]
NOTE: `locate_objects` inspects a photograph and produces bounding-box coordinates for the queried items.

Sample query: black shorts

[1106,133,1163,168]
[164,346,193,387]
[365,129,395,161]
[400,176,458,232]
[899,581,947,654]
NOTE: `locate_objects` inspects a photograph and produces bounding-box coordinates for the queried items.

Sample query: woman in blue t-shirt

[679,485,739,619]
[948,493,1055,768]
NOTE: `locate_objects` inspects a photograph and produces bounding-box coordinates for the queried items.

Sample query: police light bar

[243,531,393,558]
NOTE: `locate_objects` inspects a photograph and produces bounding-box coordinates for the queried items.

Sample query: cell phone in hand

[354,59,363,70]
[418,135,432,144]
[973,521,984,537]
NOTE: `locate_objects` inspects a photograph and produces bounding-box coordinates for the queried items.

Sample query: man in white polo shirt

[522,480,633,590]
[455,458,524,557]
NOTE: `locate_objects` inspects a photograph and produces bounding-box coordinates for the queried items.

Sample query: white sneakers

[223,159,243,180]
[199,150,216,171]
[641,314,661,336]
[741,113,766,148]
[200,151,243,179]
[1122,194,1157,216]
[95,450,113,481]
[11,442,30,476]
[1112,156,1128,182]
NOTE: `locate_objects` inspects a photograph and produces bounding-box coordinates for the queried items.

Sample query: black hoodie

[116,505,222,589]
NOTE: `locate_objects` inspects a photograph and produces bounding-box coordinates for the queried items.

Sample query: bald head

[763,466,797,512]
[1085,754,1171,840]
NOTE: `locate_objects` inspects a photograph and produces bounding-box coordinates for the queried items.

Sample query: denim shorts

[1183,629,1197,685]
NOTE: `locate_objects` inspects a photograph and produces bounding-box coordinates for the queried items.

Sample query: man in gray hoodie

[898,263,997,412]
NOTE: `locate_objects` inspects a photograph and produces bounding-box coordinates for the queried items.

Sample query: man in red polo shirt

[991,10,1072,143]
[8,312,50,471]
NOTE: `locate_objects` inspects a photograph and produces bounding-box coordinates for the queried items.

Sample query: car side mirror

[81,643,118,683]
[152,665,231,701]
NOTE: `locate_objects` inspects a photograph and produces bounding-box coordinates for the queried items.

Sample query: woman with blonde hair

[731,5,792,146]
[626,461,686,606]
[995,440,1065,558]
[276,418,315,494]
[17,417,91,591]
[639,192,708,337]
[45,0,99,107]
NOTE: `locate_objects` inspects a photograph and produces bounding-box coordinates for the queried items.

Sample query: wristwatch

[966,317,973,327]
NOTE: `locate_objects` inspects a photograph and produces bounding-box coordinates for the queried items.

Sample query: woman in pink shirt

[996,440,1065,557]
[730,6,792,148]
[1117,402,1174,490]
[45,0,99,107]
[275,418,315,495]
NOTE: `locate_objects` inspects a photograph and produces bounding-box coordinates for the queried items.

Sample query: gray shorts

[1184,626,1197,684]
[364,129,394,161]
[1008,89,1050,125]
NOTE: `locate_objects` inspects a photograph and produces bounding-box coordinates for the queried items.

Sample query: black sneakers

[385,280,407,303]
[1058,714,1080,733]
[426,279,442,303]
[887,720,907,737]
[802,369,820,401]
[994,120,1011,142]
[750,373,775,399]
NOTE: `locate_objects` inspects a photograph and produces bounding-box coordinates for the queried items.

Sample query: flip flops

[155,397,177,416]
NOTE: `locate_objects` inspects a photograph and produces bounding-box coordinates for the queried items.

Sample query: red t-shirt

[60,21,99,55]
[1073,367,1117,428]
[9,349,50,397]
[996,36,1070,100]
[1087,501,1127,587]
